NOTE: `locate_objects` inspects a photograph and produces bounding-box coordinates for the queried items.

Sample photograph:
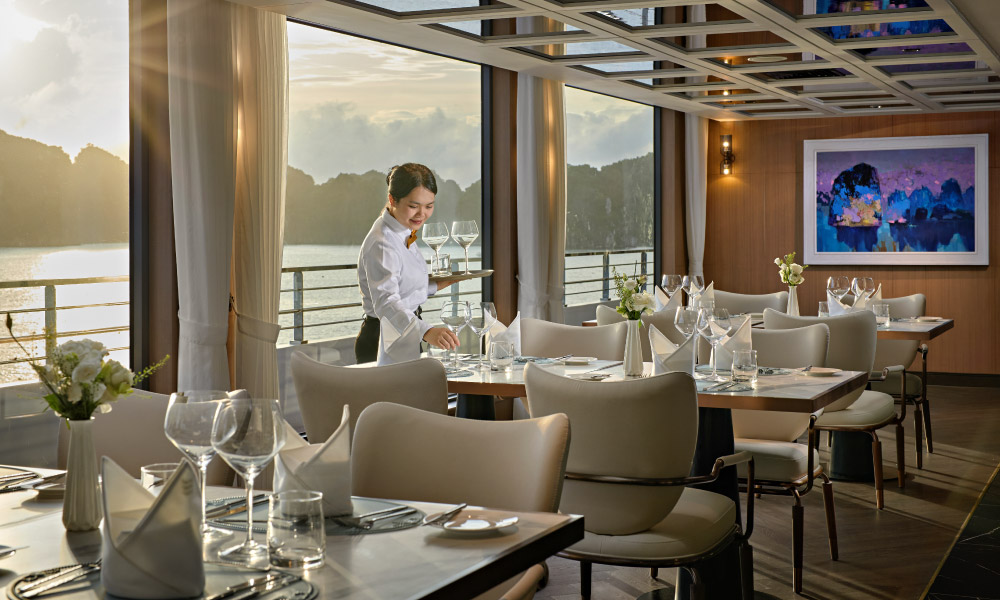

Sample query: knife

[422,503,467,526]
[205,573,284,600]
[227,575,300,600]
[206,495,269,519]
[19,564,102,598]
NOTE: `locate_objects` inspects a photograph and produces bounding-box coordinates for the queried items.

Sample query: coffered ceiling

[235,0,1000,120]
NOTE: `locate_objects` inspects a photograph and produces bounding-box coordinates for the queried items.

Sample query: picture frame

[803,134,989,266]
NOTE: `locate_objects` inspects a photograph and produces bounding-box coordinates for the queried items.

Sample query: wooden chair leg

[895,422,905,488]
[792,497,804,594]
[872,434,885,509]
[923,394,934,454]
[913,402,924,470]
[649,567,659,579]
[580,561,592,600]
[822,475,839,561]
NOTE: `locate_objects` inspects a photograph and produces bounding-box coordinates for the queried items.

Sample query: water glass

[435,254,451,276]
[674,306,699,339]
[268,490,325,569]
[817,301,829,318]
[697,299,715,311]
[140,462,179,491]
[873,302,890,328]
[732,349,758,386]
[488,340,514,373]
[661,274,682,296]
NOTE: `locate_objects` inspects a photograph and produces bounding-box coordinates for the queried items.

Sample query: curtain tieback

[178,315,229,347]
[234,311,281,344]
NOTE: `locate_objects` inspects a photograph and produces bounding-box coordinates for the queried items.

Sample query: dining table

[0,474,584,600]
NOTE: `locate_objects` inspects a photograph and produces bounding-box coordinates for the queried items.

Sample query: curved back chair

[872,294,925,371]
[524,364,753,599]
[762,309,876,412]
[595,305,686,362]
[352,402,571,600]
[290,353,448,443]
[521,318,626,361]
[57,391,233,485]
[714,290,788,314]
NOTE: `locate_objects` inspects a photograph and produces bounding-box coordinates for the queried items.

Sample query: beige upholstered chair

[56,390,233,485]
[594,304,686,362]
[868,294,932,467]
[763,309,906,509]
[290,352,448,443]
[714,289,788,314]
[737,325,837,593]
[520,318,627,361]
[524,364,754,599]
[352,402,571,600]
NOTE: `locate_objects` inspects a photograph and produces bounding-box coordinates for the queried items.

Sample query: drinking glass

[488,340,514,373]
[211,398,286,561]
[450,221,479,274]
[850,276,864,298]
[863,277,876,296]
[818,301,829,318]
[873,302,890,328]
[732,349,758,387]
[435,254,451,276]
[439,300,470,368]
[698,308,732,382]
[268,490,325,569]
[674,306,699,339]
[164,390,228,539]
[827,276,849,301]
[661,274,682,296]
[422,223,450,274]
[697,299,715,311]
[468,302,497,371]
[140,462,179,491]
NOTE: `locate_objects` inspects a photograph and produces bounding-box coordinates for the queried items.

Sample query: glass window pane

[564,88,654,307]
[0,0,130,384]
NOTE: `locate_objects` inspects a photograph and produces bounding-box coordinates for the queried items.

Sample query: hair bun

[386,165,400,186]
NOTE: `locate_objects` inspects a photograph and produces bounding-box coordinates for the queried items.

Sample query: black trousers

[354,308,423,365]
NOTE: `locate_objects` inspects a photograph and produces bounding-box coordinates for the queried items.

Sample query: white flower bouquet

[613,268,655,322]
[5,314,167,421]
[774,252,808,287]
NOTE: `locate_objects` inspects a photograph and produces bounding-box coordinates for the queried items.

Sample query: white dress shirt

[358,210,437,364]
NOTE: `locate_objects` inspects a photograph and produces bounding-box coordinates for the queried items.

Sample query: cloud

[565,104,654,168]
[0,28,78,100]
[289,102,482,188]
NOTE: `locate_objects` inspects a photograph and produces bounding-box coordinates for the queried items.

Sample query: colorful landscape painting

[814,146,977,254]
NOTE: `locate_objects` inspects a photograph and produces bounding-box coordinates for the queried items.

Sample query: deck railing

[564,248,653,304]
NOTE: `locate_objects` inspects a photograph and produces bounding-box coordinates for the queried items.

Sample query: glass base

[219,539,269,563]
[202,522,231,541]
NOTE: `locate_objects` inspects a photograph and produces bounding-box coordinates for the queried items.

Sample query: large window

[281,22,483,347]
[0,1,129,384]
[564,87,654,306]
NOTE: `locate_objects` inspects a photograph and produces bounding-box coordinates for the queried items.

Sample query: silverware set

[333,504,419,529]
[421,503,467,526]
[206,572,301,600]
[205,495,269,520]
[16,559,103,599]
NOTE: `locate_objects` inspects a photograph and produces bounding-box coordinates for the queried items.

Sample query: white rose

[90,382,106,404]
[72,358,101,384]
[788,272,804,286]
[104,360,133,394]
[790,263,803,275]
[67,382,83,404]
[97,403,113,414]
[624,278,637,291]
[632,292,656,314]
[774,258,782,266]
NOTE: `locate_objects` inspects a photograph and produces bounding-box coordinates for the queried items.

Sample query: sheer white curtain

[232,6,288,399]
[685,5,708,278]
[168,0,287,392]
[516,18,567,322]
[168,0,237,391]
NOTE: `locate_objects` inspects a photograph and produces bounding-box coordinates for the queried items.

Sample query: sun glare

[0,1,47,54]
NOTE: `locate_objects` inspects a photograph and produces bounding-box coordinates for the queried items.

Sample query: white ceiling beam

[689,93,778,103]
[597,67,698,80]
[911,81,1000,92]
[832,32,967,50]
[479,30,606,47]
[684,43,801,58]
[771,75,863,87]
[890,67,992,81]
[923,0,1000,81]
[864,52,977,66]
[394,5,546,24]
[654,81,735,93]
[625,20,765,39]
[728,60,848,73]
[821,98,912,106]
[932,92,1000,102]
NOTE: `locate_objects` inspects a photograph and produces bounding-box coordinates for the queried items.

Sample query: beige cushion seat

[814,391,896,428]
[733,439,821,482]
[569,488,736,562]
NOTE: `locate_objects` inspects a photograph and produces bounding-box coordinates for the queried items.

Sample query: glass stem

[244,471,256,548]
[199,463,208,531]
[464,247,470,274]
[433,248,440,274]
[478,334,485,370]
[710,343,718,378]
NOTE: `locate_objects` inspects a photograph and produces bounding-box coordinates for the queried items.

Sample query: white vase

[787,285,800,317]
[623,319,644,377]
[62,419,102,531]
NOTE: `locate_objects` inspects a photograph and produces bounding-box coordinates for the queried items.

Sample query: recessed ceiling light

[902,48,921,53]
[746,55,788,63]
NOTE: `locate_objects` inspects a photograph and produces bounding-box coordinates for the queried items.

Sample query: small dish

[801,367,841,377]
[432,511,519,533]
[34,483,65,500]
[562,357,597,366]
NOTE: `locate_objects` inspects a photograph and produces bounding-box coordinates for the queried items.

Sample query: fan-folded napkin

[378,312,421,365]
[687,281,715,307]
[274,405,351,517]
[486,311,521,355]
[649,325,696,376]
[101,457,203,599]
[654,286,683,312]
[827,283,882,315]
[714,315,752,371]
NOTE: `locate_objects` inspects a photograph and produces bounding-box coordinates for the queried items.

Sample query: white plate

[434,511,519,533]
[916,316,944,322]
[562,356,597,366]
[34,483,65,500]
[802,367,841,377]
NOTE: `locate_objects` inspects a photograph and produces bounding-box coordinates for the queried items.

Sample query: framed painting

[803,134,989,266]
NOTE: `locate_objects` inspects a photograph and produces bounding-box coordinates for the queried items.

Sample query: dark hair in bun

[387,163,437,202]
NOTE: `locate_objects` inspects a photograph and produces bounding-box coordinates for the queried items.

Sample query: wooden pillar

[659,107,687,276]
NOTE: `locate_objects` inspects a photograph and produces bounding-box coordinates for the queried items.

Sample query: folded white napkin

[649,325,696,376]
[687,281,715,307]
[377,312,421,365]
[486,311,521,356]
[714,315,752,371]
[274,404,351,517]
[654,286,683,312]
[101,458,203,599]
[860,283,883,308]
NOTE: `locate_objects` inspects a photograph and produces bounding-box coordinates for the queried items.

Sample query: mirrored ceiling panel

[345,0,505,13]
[522,40,644,58]
[434,18,581,38]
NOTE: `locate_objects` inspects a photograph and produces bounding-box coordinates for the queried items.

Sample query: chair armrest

[869,365,904,381]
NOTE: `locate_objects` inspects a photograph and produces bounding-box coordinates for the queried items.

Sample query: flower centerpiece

[612,268,654,376]
[5,313,167,531]
[774,252,808,316]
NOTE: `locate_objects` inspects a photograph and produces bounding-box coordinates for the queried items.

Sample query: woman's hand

[423,326,460,350]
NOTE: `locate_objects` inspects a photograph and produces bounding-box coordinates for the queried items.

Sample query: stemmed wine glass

[439,300,470,369]
[827,276,850,303]
[210,397,286,561]
[451,221,479,275]
[674,306,699,339]
[698,307,732,382]
[850,277,864,298]
[863,277,876,296]
[468,302,497,371]
[683,274,706,306]
[422,223,450,275]
[662,274,682,297]
[164,390,228,540]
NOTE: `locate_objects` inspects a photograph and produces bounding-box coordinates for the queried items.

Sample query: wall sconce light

[720,134,734,175]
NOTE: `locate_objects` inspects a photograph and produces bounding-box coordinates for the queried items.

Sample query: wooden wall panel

[659,108,687,275]
[705,112,999,374]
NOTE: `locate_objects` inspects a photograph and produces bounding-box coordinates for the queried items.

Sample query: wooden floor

[536,385,1000,600]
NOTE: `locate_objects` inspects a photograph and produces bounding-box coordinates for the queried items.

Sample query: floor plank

[536,385,1000,600]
